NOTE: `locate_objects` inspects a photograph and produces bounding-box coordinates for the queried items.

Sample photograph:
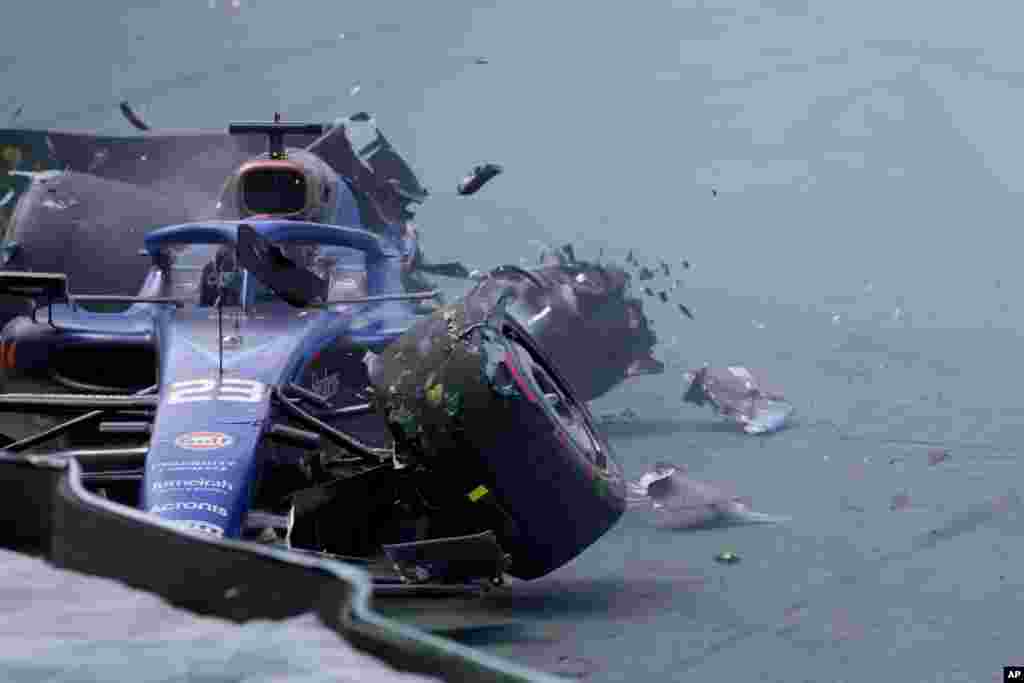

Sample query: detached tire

[369,300,626,580]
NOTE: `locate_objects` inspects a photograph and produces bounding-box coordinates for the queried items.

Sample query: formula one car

[0,201,626,585]
[0,111,664,402]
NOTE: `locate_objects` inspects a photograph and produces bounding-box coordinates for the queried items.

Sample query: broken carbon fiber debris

[457,163,503,196]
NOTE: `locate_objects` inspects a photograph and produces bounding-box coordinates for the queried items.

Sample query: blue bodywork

[9,219,427,539]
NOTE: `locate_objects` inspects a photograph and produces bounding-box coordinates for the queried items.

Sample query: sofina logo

[174,432,234,451]
[169,520,225,537]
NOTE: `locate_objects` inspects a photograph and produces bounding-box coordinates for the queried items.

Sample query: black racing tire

[369,300,626,580]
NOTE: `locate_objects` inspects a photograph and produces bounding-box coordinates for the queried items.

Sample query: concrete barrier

[0,453,564,683]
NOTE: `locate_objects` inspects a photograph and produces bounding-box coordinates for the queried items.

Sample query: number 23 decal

[167,378,266,405]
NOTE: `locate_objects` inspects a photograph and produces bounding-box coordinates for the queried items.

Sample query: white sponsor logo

[174,431,234,451]
[150,502,229,517]
[153,460,236,472]
[151,479,233,493]
[311,368,340,399]
[169,520,225,537]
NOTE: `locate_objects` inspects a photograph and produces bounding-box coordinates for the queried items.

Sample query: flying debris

[628,462,789,530]
[349,83,362,96]
[711,188,718,198]
[457,163,503,196]
[660,261,670,277]
[714,550,740,564]
[464,249,663,400]
[677,303,694,320]
[681,259,690,269]
[890,492,912,511]
[657,291,668,303]
[683,365,792,434]
[637,266,655,281]
[474,57,489,65]
[119,101,151,131]
[643,287,655,297]
[626,249,635,265]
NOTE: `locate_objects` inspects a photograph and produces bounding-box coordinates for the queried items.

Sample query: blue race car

[0,213,626,585]
[0,113,664,404]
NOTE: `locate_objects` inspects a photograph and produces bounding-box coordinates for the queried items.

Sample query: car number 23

[167,378,266,405]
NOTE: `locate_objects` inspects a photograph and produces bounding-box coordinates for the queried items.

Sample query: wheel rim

[505,331,607,470]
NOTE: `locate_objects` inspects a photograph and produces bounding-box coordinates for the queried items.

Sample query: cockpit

[160,240,369,309]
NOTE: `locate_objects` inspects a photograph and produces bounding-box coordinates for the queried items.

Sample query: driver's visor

[237,160,317,218]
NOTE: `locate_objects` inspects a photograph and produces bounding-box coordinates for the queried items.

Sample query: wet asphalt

[4,1,1024,681]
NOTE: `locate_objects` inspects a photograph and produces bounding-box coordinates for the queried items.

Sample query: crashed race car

[0,208,627,587]
[0,109,664,402]
[682,365,794,435]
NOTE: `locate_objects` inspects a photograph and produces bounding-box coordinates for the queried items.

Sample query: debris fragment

[659,261,670,277]
[681,259,690,269]
[637,266,655,281]
[927,448,950,466]
[9,105,23,124]
[642,287,655,297]
[349,83,362,96]
[683,365,792,434]
[782,600,810,625]
[714,550,740,564]
[890,492,911,511]
[119,101,151,131]
[657,291,668,303]
[474,57,489,65]
[629,463,789,529]
[711,188,718,198]
[456,163,503,196]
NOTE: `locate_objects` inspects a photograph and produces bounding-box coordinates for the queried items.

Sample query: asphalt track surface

[4,1,1024,681]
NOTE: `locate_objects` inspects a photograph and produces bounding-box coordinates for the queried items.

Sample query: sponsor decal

[151,479,233,494]
[311,368,340,399]
[167,378,266,405]
[174,431,234,451]
[152,460,237,472]
[150,501,229,517]
[168,520,225,537]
